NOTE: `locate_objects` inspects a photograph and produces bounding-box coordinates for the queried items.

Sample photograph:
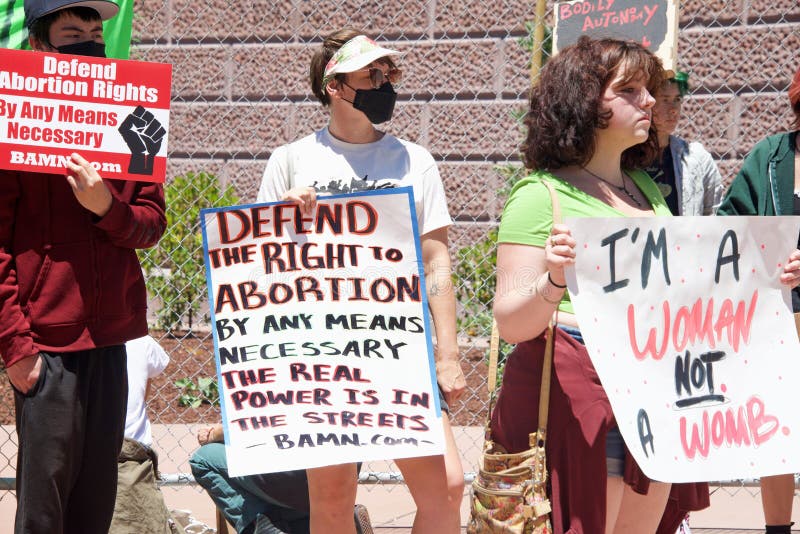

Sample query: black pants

[14,346,128,534]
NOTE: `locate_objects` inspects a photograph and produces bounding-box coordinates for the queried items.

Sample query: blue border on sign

[198,186,441,445]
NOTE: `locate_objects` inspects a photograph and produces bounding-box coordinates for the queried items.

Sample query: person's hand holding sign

[119,105,166,176]
[780,249,800,289]
[65,153,113,217]
[545,223,576,287]
[281,186,317,217]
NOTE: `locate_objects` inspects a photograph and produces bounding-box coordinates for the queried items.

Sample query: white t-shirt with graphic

[124,335,169,446]
[257,128,452,236]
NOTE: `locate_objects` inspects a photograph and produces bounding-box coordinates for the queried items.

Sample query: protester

[256,28,465,534]
[491,36,711,533]
[646,71,724,215]
[110,335,181,534]
[0,1,166,532]
[716,65,800,534]
[190,424,373,534]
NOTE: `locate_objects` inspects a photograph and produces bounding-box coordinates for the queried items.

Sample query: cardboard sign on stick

[566,216,800,483]
[553,0,679,74]
[0,48,171,182]
[201,188,445,476]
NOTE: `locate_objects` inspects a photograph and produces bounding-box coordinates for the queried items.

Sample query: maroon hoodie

[0,169,166,367]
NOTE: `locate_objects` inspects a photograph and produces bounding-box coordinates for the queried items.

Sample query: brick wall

[130,0,800,253]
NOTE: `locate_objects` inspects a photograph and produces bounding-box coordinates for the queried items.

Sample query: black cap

[25,0,119,28]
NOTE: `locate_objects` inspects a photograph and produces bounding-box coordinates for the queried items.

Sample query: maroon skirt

[490,327,709,534]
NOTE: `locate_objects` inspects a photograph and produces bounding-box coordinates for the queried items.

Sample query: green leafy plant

[175,376,219,408]
[454,160,525,339]
[139,171,239,333]
[454,147,527,337]
[518,20,553,66]
[454,227,499,338]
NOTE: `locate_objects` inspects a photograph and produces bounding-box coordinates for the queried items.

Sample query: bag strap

[541,179,562,227]
[484,319,500,443]
[535,179,560,440]
[487,317,500,396]
[485,178,562,444]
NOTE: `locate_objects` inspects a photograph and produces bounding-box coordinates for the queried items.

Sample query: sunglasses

[352,66,403,89]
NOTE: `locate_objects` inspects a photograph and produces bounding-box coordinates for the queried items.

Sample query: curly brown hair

[521,36,664,170]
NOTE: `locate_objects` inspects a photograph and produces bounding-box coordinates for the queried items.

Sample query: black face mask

[344,81,397,124]
[55,40,106,58]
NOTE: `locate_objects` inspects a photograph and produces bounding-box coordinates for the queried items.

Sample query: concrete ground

[1,424,800,532]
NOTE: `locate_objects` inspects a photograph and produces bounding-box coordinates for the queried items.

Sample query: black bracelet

[547,272,567,288]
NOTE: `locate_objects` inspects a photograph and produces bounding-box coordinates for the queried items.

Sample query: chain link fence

[1,0,800,526]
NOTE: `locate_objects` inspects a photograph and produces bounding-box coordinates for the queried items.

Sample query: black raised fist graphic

[118,105,166,175]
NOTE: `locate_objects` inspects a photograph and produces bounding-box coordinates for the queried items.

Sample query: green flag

[102,0,133,59]
[0,0,133,59]
[0,0,27,50]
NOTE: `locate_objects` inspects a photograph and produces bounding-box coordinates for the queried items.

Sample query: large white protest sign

[201,188,445,476]
[566,216,800,483]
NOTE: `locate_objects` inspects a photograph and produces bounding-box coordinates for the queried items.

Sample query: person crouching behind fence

[190,424,374,534]
[0,1,166,533]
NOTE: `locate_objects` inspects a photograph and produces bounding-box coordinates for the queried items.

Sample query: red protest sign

[0,48,172,183]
